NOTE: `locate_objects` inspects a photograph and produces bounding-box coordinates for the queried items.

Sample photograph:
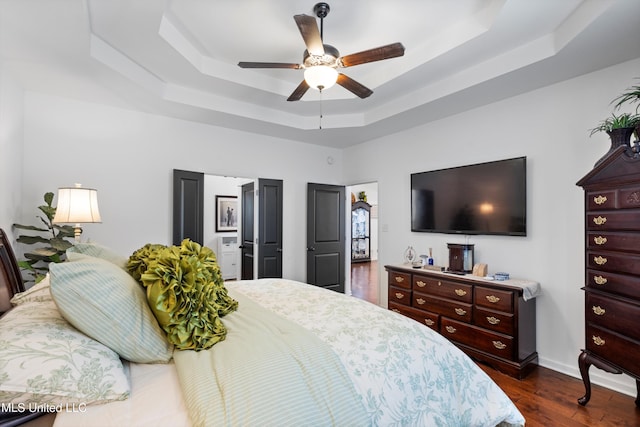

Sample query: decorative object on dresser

[386,264,539,379]
[447,243,474,273]
[576,144,640,407]
[351,200,371,262]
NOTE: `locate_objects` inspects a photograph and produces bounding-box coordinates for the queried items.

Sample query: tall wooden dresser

[576,145,640,407]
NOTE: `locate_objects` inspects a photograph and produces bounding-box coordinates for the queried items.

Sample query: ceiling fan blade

[337,74,373,99]
[294,14,324,56]
[339,42,405,68]
[287,80,310,101]
[238,62,301,69]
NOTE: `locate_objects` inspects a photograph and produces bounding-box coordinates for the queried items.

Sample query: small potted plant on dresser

[611,78,640,146]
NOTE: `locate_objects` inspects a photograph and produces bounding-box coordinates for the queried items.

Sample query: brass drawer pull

[486,316,500,325]
[593,216,607,225]
[416,280,426,288]
[486,295,500,303]
[593,195,607,205]
[416,298,426,305]
[424,319,435,326]
[395,292,405,300]
[592,306,606,316]
[454,289,467,296]
[593,256,607,265]
[437,281,442,286]
[593,236,607,245]
[492,341,507,350]
[391,308,400,313]
[592,335,605,346]
[454,308,467,316]
[394,276,405,283]
[445,326,456,334]
[594,275,608,285]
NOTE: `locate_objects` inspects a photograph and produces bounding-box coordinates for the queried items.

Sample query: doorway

[347,182,379,304]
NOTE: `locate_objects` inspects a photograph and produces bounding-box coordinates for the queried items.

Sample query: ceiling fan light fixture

[304,65,338,90]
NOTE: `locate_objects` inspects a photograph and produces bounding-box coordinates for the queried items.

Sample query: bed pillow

[128,239,238,351]
[66,242,128,268]
[49,254,173,363]
[10,274,53,306]
[0,299,130,405]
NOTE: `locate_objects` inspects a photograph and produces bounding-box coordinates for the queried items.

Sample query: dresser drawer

[587,250,640,276]
[586,324,640,378]
[441,318,514,359]
[413,275,473,303]
[586,210,640,231]
[389,285,411,306]
[587,231,640,253]
[585,292,640,341]
[388,270,411,289]
[587,190,617,210]
[474,306,514,335]
[617,187,640,209]
[474,286,514,313]
[587,269,640,300]
[413,293,473,322]
[389,303,439,331]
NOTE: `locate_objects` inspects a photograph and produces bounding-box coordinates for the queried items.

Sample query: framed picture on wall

[216,195,238,232]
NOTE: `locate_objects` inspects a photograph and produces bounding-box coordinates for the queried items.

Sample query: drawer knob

[445,326,456,334]
[424,319,435,326]
[437,281,442,286]
[391,308,400,313]
[395,292,405,300]
[492,341,507,350]
[592,335,605,346]
[486,316,501,325]
[416,280,426,288]
[593,235,607,245]
[593,256,607,265]
[394,276,405,283]
[486,295,501,303]
[592,216,607,225]
[593,195,607,205]
[592,305,606,316]
[454,289,467,296]
[454,308,467,316]
[416,298,426,305]
[593,275,608,285]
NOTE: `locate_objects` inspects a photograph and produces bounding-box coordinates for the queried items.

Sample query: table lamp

[52,183,102,242]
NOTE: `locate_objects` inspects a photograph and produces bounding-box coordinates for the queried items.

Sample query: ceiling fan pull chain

[319,89,323,129]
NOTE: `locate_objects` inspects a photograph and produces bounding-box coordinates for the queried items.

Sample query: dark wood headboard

[0,228,25,315]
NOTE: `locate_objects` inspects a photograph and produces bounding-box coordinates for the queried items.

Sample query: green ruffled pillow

[127,240,238,351]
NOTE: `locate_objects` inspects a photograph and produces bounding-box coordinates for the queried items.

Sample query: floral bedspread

[229,279,525,427]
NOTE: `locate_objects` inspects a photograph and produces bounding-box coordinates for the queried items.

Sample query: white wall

[0,61,24,243]
[20,92,344,282]
[342,57,640,396]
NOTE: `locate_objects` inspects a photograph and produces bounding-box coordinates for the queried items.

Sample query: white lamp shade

[304,66,338,90]
[53,186,102,224]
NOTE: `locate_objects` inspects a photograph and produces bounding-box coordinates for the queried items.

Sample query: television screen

[411,157,526,236]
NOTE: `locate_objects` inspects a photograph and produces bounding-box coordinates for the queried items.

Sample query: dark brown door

[258,179,283,278]
[240,181,254,280]
[172,169,204,245]
[306,183,345,293]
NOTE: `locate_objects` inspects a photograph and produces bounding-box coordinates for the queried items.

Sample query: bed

[0,228,525,426]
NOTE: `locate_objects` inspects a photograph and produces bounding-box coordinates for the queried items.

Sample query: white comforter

[56,278,525,427]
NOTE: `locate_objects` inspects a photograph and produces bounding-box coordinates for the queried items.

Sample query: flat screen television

[411,157,526,236]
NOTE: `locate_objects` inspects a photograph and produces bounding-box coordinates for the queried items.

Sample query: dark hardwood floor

[350,261,640,426]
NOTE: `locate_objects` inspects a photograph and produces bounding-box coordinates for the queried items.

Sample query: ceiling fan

[238,2,405,101]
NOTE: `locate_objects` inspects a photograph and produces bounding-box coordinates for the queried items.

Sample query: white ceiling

[1,0,640,148]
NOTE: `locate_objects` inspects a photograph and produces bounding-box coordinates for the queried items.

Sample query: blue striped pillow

[49,254,173,363]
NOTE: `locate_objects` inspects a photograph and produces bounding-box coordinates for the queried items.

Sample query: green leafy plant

[589,112,640,137]
[13,192,75,284]
[611,79,640,113]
